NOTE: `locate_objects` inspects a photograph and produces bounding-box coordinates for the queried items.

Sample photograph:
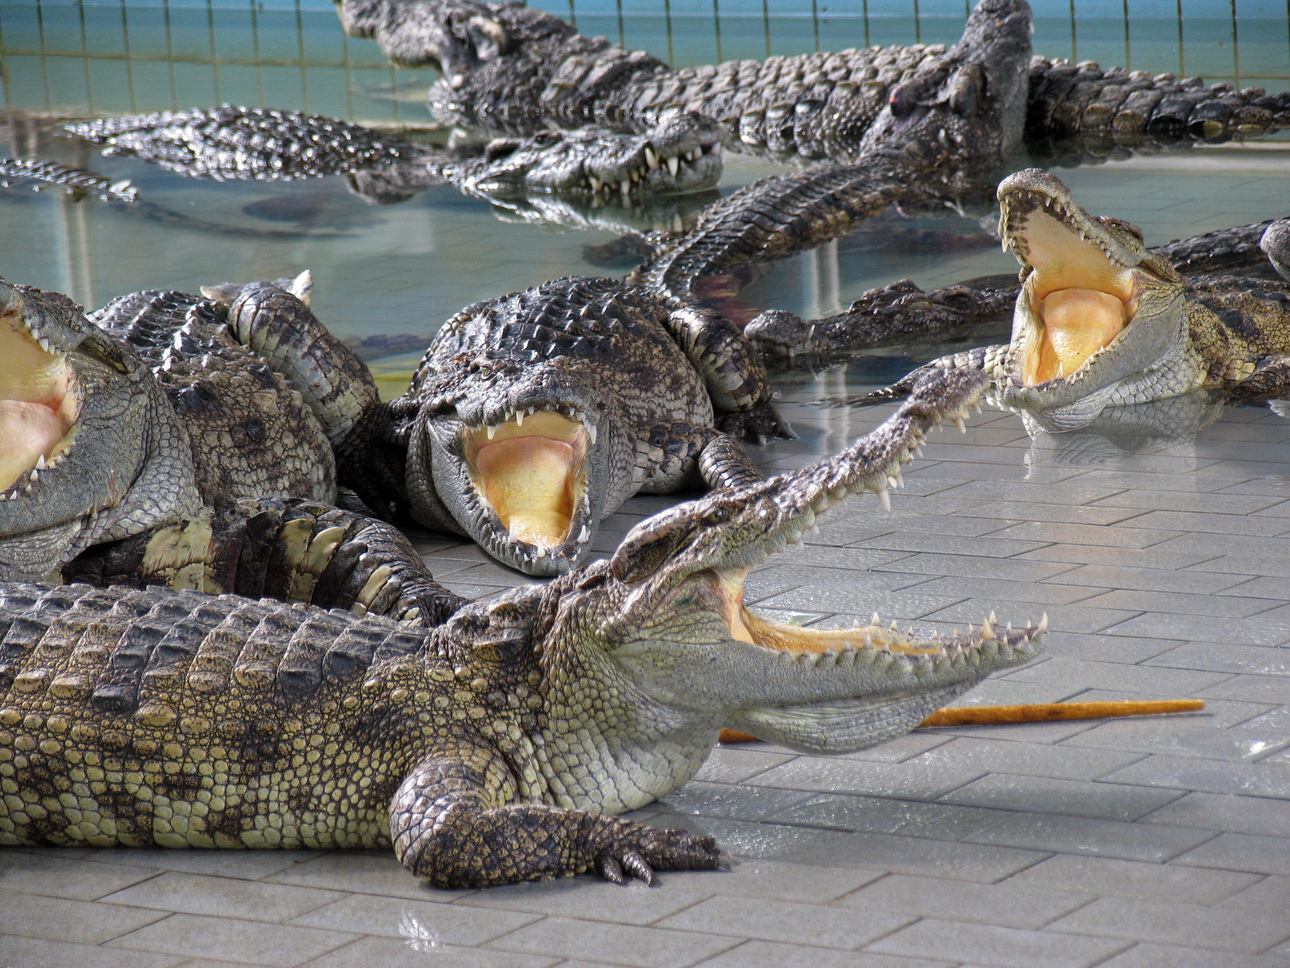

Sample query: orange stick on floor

[717,699,1206,744]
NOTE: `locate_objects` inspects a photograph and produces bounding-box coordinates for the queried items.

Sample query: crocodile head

[515,368,1043,802]
[856,0,1032,176]
[461,115,724,199]
[0,280,201,580]
[406,358,609,577]
[994,169,1188,428]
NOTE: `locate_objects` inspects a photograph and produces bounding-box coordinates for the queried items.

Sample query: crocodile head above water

[0,280,201,580]
[994,169,1188,426]
[458,114,724,199]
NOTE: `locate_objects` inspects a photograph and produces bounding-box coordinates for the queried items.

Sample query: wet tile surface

[4,16,1290,967]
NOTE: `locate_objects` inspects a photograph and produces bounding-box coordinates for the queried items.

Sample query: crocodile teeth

[486,424,497,440]
[666,155,680,177]
[577,525,590,543]
[586,422,597,445]
[589,175,601,192]
[876,486,891,512]
[644,146,660,170]
[514,410,523,427]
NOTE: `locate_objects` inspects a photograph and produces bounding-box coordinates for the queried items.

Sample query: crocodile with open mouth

[0,275,466,624]
[745,215,1290,362]
[0,368,1046,888]
[856,169,1290,429]
[337,275,789,576]
[67,105,724,203]
[334,0,1290,164]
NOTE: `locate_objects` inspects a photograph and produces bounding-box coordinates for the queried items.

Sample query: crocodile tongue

[1028,288,1130,384]
[1017,206,1137,387]
[468,412,588,550]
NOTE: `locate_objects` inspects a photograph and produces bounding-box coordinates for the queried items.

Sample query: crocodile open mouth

[1004,189,1141,387]
[711,565,1034,658]
[464,410,592,551]
[0,301,79,497]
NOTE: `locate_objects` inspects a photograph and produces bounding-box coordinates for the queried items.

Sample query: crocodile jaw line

[0,302,79,496]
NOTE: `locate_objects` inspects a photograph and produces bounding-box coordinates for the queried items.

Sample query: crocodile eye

[531,132,559,148]
[703,506,732,526]
[888,86,917,118]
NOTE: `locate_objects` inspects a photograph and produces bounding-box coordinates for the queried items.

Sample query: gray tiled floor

[6,380,1290,965]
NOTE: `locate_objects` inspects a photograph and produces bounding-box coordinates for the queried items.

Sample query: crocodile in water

[857,169,1290,430]
[67,105,723,203]
[0,368,1046,887]
[335,0,1290,163]
[745,215,1290,362]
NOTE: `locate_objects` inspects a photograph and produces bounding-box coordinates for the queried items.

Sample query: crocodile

[68,106,723,202]
[627,0,1032,306]
[857,169,1290,430]
[334,0,1290,163]
[336,275,788,577]
[0,274,468,622]
[0,368,1047,888]
[745,217,1290,362]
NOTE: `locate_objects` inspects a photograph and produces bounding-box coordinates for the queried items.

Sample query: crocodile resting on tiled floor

[0,368,1047,888]
[336,275,789,576]
[0,275,465,624]
[858,169,1290,430]
[67,105,723,202]
[335,0,1290,164]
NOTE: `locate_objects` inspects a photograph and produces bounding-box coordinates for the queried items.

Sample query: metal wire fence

[0,0,1287,120]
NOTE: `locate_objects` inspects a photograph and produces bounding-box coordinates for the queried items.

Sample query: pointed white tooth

[981,616,996,640]
[954,416,967,433]
[514,410,523,427]
[1038,613,1048,633]
[989,611,997,624]
[589,175,601,192]
[871,612,881,626]
[645,146,660,170]
[620,179,631,196]
[666,155,680,176]
[35,455,46,470]
[29,468,39,482]
[534,547,546,559]
[527,407,535,416]
[587,423,597,445]
[877,487,891,512]
[486,424,497,440]
[577,525,590,543]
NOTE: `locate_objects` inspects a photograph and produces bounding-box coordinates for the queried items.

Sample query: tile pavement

[5,378,1290,966]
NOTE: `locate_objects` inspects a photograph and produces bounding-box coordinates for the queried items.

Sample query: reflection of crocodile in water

[336,0,1290,163]
[68,105,723,203]
[0,368,1047,888]
[857,169,1290,430]
[337,275,790,576]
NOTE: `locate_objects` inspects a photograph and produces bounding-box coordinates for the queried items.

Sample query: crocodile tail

[1025,56,1290,165]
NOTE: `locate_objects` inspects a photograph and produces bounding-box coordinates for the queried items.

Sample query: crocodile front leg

[391,745,720,887]
[665,305,791,443]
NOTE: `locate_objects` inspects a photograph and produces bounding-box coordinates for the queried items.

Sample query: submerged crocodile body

[336,0,1290,163]
[337,275,788,576]
[68,105,723,202]
[862,170,1290,429]
[746,217,1290,361]
[0,369,1046,888]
